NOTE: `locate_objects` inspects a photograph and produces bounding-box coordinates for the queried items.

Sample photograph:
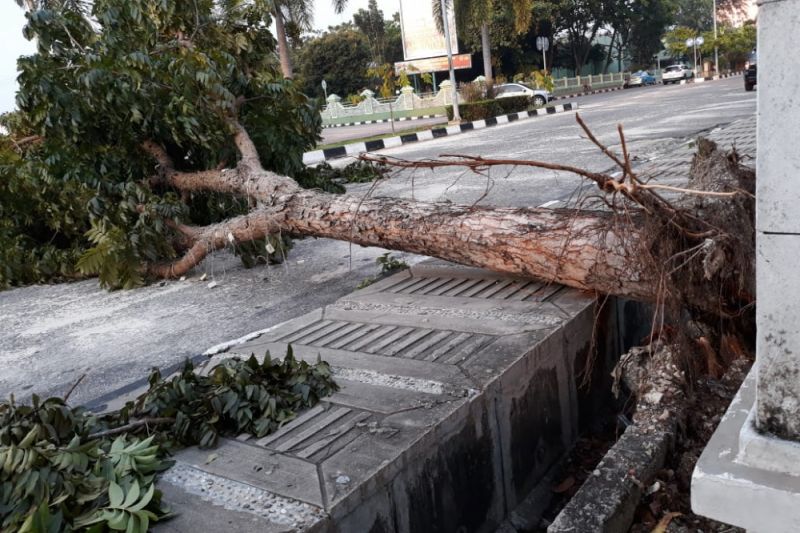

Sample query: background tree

[664,25,698,58]
[384,13,405,65]
[600,0,634,73]
[551,0,607,75]
[627,0,676,68]
[297,29,372,99]
[434,0,533,86]
[673,0,751,31]
[701,22,755,69]
[672,0,713,30]
[353,0,386,64]
[271,0,348,79]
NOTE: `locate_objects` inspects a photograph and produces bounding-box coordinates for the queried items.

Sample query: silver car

[494,83,551,106]
[662,64,694,84]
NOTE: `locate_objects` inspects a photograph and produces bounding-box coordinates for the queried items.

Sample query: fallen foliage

[0,348,337,532]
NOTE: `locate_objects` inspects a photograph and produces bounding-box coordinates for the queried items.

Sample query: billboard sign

[394,54,472,75]
[399,0,458,61]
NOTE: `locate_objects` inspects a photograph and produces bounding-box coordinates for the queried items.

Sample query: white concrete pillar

[325,94,341,119]
[400,85,415,111]
[692,2,800,531]
[439,79,452,105]
[754,0,800,440]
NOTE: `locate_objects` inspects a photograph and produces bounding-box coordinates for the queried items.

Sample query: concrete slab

[154,261,619,532]
[692,368,800,533]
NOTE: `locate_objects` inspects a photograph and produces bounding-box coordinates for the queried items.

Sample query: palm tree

[434,0,532,86]
[270,0,348,79]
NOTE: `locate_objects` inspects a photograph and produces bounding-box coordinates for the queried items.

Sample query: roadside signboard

[394,54,472,75]
[399,0,458,60]
[536,36,550,52]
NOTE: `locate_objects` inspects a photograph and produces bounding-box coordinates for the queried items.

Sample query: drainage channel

[149,259,647,532]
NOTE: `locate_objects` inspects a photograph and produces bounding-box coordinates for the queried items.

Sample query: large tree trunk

[274,7,293,79]
[481,23,493,85]
[142,118,755,323]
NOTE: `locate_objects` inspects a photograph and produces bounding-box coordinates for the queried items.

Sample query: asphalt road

[340,77,756,207]
[0,77,755,406]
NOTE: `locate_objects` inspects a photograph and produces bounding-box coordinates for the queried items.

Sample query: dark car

[744,50,757,91]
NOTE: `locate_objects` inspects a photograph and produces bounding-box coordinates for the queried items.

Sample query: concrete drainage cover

[333,366,451,396]
[161,462,326,529]
[151,261,611,532]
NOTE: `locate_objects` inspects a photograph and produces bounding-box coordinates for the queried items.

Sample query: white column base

[691,366,800,533]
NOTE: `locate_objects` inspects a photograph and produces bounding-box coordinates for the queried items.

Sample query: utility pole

[439,0,460,122]
[713,0,719,74]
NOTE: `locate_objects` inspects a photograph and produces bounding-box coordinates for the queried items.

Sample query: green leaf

[108,481,125,507]
[128,483,155,512]
[123,480,140,508]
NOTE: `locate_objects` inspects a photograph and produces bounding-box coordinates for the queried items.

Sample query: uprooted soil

[628,357,750,533]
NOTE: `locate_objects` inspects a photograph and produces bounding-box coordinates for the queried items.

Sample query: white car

[661,64,694,84]
[493,83,551,106]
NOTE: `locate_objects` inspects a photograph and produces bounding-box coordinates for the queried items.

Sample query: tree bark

[143,118,754,321]
[274,7,293,79]
[481,23,493,85]
[603,30,617,74]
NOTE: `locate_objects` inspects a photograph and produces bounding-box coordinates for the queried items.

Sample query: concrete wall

[754,0,800,441]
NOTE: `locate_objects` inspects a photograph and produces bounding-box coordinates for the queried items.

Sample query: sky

[1,3,36,115]
[0,0,402,115]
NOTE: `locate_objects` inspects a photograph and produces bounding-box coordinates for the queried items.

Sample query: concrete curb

[304,102,578,165]
[547,419,677,533]
[322,114,444,129]
[552,86,624,100]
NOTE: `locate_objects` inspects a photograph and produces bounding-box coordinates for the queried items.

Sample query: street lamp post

[713,0,719,74]
[439,0,460,122]
[686,36,704,76]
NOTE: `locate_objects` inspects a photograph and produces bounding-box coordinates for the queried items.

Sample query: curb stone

[552,70,743,98]
[552,86,625,100]
[304,102,578,165]
[322,114,444,129]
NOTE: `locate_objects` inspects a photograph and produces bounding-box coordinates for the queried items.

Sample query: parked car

[494,83,551,106]
[744,50,757,91]
[626,70,657,87]
[662,64,694,84]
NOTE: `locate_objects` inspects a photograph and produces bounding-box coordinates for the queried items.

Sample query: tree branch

[148,209,279,278]
[88,417,175,440]
[231,120,262,167]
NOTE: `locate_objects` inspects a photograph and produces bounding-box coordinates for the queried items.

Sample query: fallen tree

[5,0,755,332]
[140,115,755,325]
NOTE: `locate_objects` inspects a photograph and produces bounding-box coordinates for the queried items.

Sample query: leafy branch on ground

[0,348,337,532]
[357,252,410,289]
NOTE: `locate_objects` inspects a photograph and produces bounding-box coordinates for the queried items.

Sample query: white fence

[321,71,667,122]
[322,83,456,121]
[552,72,627,93]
